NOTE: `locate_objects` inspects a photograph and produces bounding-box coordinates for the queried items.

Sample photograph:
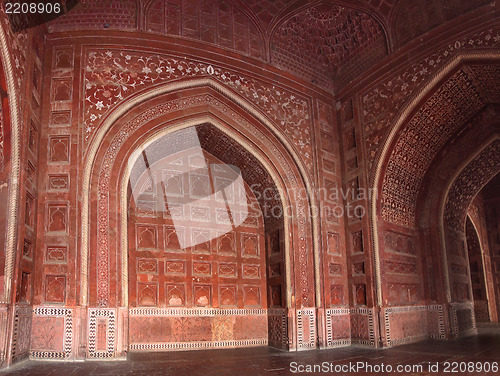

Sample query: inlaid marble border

[130,339,268,351]
[30,307,73,360]
[88,308,116,359]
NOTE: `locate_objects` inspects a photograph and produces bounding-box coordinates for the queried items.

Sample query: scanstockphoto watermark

[289,361,499,374]
[250,184,378,221]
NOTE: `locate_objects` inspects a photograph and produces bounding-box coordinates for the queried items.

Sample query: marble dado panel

[347,307,376,347]
[297,308,316,350]
[25,307,294,357]
[128,308,268,351]
[449,302,476,337]
[22,305,458,358]
[382,305,445,347]
[87,309,116,359]
[268,308,288,350]
[30,307,73,360]
[0,308,7,366]
[324,308,350,348]
[11,306,32,362]
[321,307,376,349]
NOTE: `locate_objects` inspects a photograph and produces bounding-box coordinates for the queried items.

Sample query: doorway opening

[126,124,287,351]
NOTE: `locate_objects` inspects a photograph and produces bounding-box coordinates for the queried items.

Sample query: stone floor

[2,328,500,375]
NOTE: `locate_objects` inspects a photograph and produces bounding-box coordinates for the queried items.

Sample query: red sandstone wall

[24,28,332,355]
[0,1,497,364]
[29,9,500,358]
[0,8,47,365]
[335,11,500,346]
[0,16,46,365]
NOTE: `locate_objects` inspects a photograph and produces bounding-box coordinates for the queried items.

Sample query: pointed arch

[370,51,500,307]
[80,78,321,308]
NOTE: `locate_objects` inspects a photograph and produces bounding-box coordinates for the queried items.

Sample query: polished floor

[2,327,500,376]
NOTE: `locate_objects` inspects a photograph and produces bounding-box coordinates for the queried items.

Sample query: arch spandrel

[81,51,314,173]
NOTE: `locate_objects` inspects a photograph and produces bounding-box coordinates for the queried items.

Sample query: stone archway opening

[125,123,287,351]
[83,87,317,356]
[441,139,500,335]
[465,216,490,323]
[371,58,500,346]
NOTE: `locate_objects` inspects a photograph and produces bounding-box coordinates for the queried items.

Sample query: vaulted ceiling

[41,0,494,91]
[380,62,500,229]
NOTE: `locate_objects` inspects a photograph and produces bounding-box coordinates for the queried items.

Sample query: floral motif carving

[380,69,484,227]
[84,49,313,170]
[362,27,500,170]
[445,140,500,233]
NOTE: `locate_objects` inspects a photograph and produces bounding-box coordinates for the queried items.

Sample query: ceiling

[41,0,494,91]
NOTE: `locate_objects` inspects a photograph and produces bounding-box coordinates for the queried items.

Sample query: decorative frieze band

[129,308,267,317]
[350,307,376,346]
[130,339,268,351]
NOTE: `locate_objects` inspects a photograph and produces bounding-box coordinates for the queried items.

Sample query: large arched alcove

[370,54,500,346]
[482,173,500,318]
[411,106,500,327]
[439,138,500,335]
[82,83,318,356]
[125,123,285,350]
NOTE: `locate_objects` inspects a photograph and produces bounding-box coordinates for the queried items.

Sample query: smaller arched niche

[126,123,286,350]
[465,217,489,322]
